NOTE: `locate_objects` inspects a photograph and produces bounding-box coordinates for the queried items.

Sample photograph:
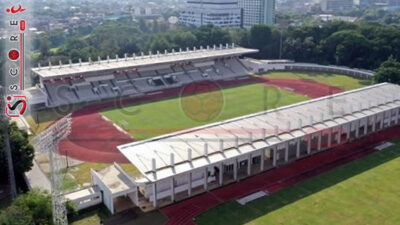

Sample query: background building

[238,0,275,28]
[179,0,242,28]
[321,0,354,12]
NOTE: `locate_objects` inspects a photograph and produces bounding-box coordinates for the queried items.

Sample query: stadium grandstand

[243,58,374,78]
[26,44,257,109]
[74,82,400,214]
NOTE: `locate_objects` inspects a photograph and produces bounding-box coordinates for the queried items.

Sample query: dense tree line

[0,122,35,180]
[0,189,77,225]
[32,21,400,72]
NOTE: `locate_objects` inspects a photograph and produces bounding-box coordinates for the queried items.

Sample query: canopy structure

[118,83,400,183]
[31,45,258,79]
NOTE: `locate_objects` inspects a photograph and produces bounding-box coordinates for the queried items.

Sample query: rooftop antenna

[187,148,192,162]
[170,153,175,169]
[152,158,156,172]
[204,143,208,157]
[235,136,239,149]
[262,128,266,140]
[248,132,253,144]
[274,125,279,136]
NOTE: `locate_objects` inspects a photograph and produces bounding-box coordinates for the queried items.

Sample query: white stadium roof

[118,83,400,182]
[31,46,258,79]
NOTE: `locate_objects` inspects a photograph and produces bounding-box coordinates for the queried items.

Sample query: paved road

[25,160,51,192]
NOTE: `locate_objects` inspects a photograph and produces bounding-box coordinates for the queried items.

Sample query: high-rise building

[388,0,400,8]
[179,0,242,28]
[321,0,354,12]
[238,0,275,28]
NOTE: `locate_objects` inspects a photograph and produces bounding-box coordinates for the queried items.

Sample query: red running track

[57,77,343,163]
[161,126,400,225]
[257,77,343,98]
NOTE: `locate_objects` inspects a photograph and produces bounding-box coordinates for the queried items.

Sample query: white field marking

[148,91,163,95]
[101,115,130,136]
[236,191,268,205]
[374,142,394,151]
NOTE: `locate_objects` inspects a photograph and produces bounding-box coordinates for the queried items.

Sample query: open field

[263,71,373,91]
[101,83,309,140]
[195,139,400,225]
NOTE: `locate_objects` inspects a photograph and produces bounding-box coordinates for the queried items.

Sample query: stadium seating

[40,57,250,107]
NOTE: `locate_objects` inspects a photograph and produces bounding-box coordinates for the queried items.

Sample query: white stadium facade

[26,44,400,214]
[115,83,400,211]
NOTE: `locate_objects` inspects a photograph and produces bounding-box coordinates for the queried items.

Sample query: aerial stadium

[22,44,400,224]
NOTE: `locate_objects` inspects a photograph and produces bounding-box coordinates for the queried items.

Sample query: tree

[150,36,171,52]
[171,31,197,49]
[194,25,231,47]
[0,122,34,179]
[374,56,400,85]
[139,18,148,33]
[249,24,272,50]
[0,189,77,225]
[39,37,50,57]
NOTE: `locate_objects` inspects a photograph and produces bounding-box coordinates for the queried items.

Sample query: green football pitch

[101,83,309,140]
[195,140,400,225]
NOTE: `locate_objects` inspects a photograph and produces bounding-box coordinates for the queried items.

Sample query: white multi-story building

[179,0,242,28]
[238,0,275,28]
[321,0,354,12]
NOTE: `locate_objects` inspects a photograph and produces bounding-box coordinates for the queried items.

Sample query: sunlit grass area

[195,140,400,225]
[101,83,308,140]
[263,71,372,91]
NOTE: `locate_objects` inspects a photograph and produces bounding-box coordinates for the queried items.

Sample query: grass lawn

[263,71,372,91]
[101,83,309,140]
[68,162,141,186]
[195,139,400,225]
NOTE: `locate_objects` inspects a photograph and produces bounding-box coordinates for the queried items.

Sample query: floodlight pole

[1,117,18,199]
[32,114,72,225]
[0,89,17,199]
